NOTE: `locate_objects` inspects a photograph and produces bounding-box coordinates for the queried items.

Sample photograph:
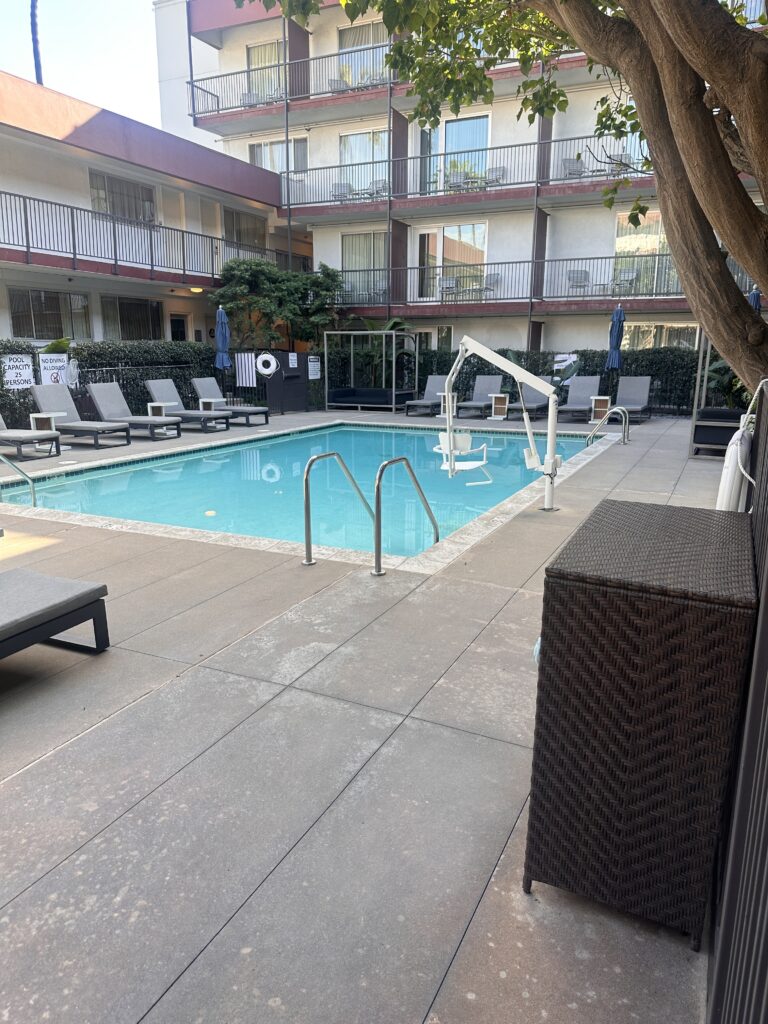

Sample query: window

[249,138,308,174]
[437,325,453,352]
[339,130,389,166]
[615,211,679,295]
[9,288,91,340]
[442,223,487,268]
[444,116,490,183]
[246,40,285,99]
[341,231,388,302]
[622,323,698,350]
[101,296,163,341]
[338,21,387,50]
[223,208,267,249]
[89,170,155,222]
[338,21,388,87]
[416,224,486,299]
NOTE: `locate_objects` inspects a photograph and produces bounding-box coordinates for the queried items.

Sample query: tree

[240,0,768,390]
[210,258,344,349]
[30,0,43,85]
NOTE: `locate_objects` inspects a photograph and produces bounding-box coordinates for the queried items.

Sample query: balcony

[189,44,393,133]
[282,134,652,210]
[0,190,309,284]
[334,252,754,310]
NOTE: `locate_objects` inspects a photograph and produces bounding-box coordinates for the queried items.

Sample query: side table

[488,393,509,421]
[30,412,70,452]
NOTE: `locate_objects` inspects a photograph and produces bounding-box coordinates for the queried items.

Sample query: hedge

[0,340,38,428]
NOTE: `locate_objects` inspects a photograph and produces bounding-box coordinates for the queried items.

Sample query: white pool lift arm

[444,334,561,510]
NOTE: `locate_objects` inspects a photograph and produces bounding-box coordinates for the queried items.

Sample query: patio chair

[87,382,182,440]
[331,182,353,203]
[481,273,501,299]
[0,413,60,459]
[240,92,263,107]
[404,375,447,417]
[439,276,459,301]
[368,178,389,198]
[192,377,269,425]
[562,157,587,178]
[0,567,109,659]
[483,166,507,187]
[446,171,469,191]
[31,383,131,449]
[457,375,503,418]
[616,375,652,420]
[145,379,233,432]
[329,78,349,93]
[567,269,591,293]
[507,376,553,420]
[558,375,601,420]
[614,267,640,294]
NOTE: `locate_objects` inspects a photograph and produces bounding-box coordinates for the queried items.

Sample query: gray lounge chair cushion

[87,383,181,427]
[32,384,128,432]
[560,376,601,414]
[0,569,107,642]
[458,375,503,407]
[146,380,232,421]
[406,398,442,408]
[616,376,651,411]
[191,378,267,416]
[459,400,493,410]
[0,413,59,444]
[508,377,552,412]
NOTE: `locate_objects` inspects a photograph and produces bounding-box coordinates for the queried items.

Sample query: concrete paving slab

[0,524,126,570]
[0,666,282,908]
[206,569,425,684]
[120,557,353,664]
[414,590,543,747]
[0,689,400,1024]
[295,577,513,713]
[441,538,559,588]
[0,644,89,697]
[143,718,531,1024]
[426,807,707,1024]
[0,649,188,781]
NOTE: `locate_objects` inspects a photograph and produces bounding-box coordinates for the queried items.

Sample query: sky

[0,0,162,126]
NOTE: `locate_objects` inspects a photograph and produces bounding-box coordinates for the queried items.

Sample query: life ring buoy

[261,462,282,484]
[256,352,279,378]
[716,426,751,512]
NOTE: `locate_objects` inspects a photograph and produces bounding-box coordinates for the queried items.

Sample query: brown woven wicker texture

[523,500,757,949]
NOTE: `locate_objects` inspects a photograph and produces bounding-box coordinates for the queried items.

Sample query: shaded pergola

[322,330,423,413]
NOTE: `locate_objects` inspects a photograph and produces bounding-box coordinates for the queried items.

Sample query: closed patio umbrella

[748,285,762,313]
[214,306,232,370]
[605,303,625,370]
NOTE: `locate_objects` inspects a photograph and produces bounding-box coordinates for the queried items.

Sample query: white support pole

[542,392,559,511]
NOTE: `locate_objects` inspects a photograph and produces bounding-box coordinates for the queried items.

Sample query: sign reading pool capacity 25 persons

[0,354,35,390]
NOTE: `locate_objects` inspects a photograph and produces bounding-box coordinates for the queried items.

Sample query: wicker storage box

[523,500,757,949]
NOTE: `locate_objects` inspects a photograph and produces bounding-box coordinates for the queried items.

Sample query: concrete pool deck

[0,412,714,1023]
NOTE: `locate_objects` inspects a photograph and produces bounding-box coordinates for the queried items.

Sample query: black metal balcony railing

[189,43,392,116]
[282,134,651,206]
[0,190,309,281]
[335,252,756,306]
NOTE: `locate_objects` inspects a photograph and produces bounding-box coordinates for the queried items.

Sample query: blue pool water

[2,426,586,557]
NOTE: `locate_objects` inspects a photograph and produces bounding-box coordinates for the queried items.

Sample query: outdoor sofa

[457,375,503,418]
[327,387,415,410]
[507,376,553,420]
[32,383,131,448]
[557,375,602,420]
[404,375,447,417]
[0,413,60,459]
[192,378,269,425]
[87,383,182,440]
[145,380,233,432]
[0,567,109,659]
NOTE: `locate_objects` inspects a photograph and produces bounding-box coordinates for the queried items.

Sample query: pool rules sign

[0,354,34,390]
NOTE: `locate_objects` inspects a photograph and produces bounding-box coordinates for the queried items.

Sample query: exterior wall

[551,85,606,140]
[545,206,617,261]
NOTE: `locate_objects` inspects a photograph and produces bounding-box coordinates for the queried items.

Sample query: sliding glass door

[444,116,489,186]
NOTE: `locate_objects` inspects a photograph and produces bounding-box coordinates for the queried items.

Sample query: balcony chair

[567,269,592,293]
[368,178,389,198]
[439,276,459,301]
[480,273,501,299]
[562,157,587,178]
[614,267,640,294]
[329,78,350,93]
[331,182,353,203]
[507,377,553,420]
[558,375,601,420]
[240,92,263,107]
[446,171,469,192]
[457,375,503,418]
[266,86,285,103]
[483,166,507,187]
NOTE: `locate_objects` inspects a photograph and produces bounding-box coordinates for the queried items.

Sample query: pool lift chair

[433,432,493,486]
[441,335,561,510]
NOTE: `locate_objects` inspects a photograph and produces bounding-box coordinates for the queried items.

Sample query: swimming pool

[1,425,587,557]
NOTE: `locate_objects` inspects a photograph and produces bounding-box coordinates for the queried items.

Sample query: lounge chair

[145,380,233,432]
[457,375,503,418]
[404,375,447,417]
[616,375,652,420]
[558,375,602,420]
[0,568,109,659]
[87,382,182,440]
[192,378,269,425]
[507,376,553,420]
[31,383,130,448]
[0,413,60,459]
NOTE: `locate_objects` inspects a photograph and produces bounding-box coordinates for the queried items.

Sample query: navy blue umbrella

[748,285,762,313]
[214,306,232,370]
[605,304,625,370]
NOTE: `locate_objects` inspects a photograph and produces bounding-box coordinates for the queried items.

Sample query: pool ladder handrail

[303,451,374,566]
[0,453,37,507]
[586,406,630,447]
[372,456,439,577]
[302,452,439,575]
